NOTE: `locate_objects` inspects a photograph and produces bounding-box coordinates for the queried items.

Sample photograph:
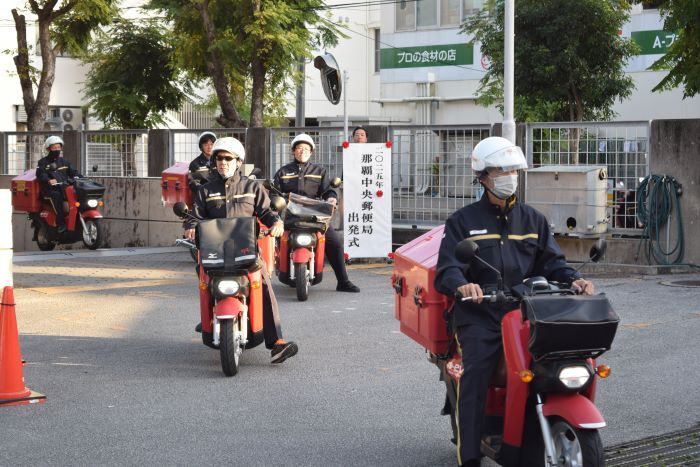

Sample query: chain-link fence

[83,130,149,177]
[170,129,247,165]
[3,131,58,175]
[525,122,649,232]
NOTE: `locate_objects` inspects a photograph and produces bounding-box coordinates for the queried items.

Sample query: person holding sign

[352,126,368,143]
[273,134,360,293]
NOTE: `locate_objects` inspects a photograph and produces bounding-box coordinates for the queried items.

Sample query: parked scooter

[173,201,272,376]
[11,167,105,251]
[266,178,341,301]
[433,239,618,467]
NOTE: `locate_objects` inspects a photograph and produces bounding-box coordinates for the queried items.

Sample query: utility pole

[295,59,305,128]
[503,0,516,144]
[343,70,349,141]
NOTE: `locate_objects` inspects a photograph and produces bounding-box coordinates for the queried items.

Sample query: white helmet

[471,137,528,173]
[198,131,217,149]
[212,137,245,161]
[291,133,315,151]
[44,135,64,150]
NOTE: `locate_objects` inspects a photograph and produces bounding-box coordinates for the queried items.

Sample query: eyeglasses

[216,155,235,162]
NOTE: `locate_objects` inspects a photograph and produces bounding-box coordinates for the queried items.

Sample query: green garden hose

[635,174,685,265]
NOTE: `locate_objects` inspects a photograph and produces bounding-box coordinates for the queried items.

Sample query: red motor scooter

[267,179,341,301]
[393,236,618,467]
[11,169,105,251]
[173,202,274,377]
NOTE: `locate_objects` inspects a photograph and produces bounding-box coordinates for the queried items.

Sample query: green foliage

[649,0,700,98]
[52,0,119,55]
[148,0,342,125]
[463,0,638,122]
[83,21,192,129]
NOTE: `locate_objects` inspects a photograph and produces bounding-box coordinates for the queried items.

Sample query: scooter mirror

[455,239,479,264]
[330,177,342,188]
[249,168,262,180]
[92,165,99,173]
[270,195,287,212]
[589,238,607,263]
[173,202,189,218]
[262,180,272,191]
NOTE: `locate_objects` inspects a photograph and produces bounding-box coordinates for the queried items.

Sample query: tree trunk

[195,0,247,128]
[249,0,266,128]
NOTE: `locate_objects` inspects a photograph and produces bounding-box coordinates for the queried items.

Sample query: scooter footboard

[542,393,606,429]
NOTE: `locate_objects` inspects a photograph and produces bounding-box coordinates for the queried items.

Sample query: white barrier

[0,190,12,287]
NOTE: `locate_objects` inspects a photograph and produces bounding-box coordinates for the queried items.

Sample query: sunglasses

[216,155,235,162]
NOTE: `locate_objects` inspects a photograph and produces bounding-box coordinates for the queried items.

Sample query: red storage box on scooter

[161,162,192,208]
[392,225,453,354]
[10,169,42,213]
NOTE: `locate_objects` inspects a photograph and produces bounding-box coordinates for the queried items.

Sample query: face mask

[491,174,518,199]
[48,150,61,159]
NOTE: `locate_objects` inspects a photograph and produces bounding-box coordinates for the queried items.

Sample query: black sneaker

[336,281,360,293]
[57,225,67,234]
[271,340,298,364]
[195,322,202,333]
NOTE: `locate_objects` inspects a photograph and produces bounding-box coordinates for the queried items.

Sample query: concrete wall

[650,119,700,265]
[1,176,183,252]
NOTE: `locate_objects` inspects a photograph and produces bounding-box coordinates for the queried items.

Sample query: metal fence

[3,131,58,175]
[525,122,649,232]
[170,129,247,165]
[83,130,149,177]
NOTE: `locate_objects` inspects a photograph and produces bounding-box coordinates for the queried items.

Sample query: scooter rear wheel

[36,224,56,251]
[220,318,242,377]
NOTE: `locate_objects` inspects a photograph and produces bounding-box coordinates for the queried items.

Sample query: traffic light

[314,53,342,105]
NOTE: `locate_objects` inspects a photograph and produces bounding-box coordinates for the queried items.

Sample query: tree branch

[11,9,36,115]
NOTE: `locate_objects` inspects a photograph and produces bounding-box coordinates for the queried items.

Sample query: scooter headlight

[87,199,99,208]
[558,366,591,389]
[216,280,240,296]
[295,233,313,247]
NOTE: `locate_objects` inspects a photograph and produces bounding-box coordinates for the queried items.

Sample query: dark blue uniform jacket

[434,196,581,330]
[272,161,337,201]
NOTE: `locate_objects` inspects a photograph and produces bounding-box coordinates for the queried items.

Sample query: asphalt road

[2,248,700,466]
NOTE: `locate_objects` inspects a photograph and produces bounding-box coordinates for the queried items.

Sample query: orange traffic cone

[0,286,46,407]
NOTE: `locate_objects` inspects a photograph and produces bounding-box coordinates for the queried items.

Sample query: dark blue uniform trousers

[455,324,503,465]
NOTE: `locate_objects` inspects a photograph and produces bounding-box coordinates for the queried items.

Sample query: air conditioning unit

[16,105,28,123]
[46,107,82,131]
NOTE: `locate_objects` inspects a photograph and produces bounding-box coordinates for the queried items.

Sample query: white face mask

[217,158,240,179]
[491,174,518,199]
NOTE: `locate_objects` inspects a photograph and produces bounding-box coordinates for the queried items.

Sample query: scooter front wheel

[549,418,603,467]
[220,318,242,377]
[295,262,309,302]
[82,218,103,250]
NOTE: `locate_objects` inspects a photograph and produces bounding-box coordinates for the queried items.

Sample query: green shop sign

[631,30,677,55]
[381,43,473,69]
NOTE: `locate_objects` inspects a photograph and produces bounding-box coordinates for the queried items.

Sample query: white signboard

[342,143,392,258]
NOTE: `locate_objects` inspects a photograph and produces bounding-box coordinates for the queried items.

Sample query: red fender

[291,247,312,264]
[542,393,606,429]
[214,297,245,320]
[278,232,290,273]
[80,210,103,219]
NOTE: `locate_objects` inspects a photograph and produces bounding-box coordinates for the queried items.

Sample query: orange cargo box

[392,225,453,354]
[10,169,42,213]
[161,162,192,208]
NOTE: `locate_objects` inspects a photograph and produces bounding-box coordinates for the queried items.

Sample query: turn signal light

[251,281,261,289]
[74,202,80,207]
[198,282,208,290]
[98,201,104,207]
[519,370,534,383]
[596,364,611,378]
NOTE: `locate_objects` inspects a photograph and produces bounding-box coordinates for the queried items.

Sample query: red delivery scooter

[392,233,618,467]
[173,202,274,377]
[266,179,341,302]
[11,169,105,251]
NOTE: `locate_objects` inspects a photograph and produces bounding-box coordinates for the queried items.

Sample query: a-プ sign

[342,143,392,258]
